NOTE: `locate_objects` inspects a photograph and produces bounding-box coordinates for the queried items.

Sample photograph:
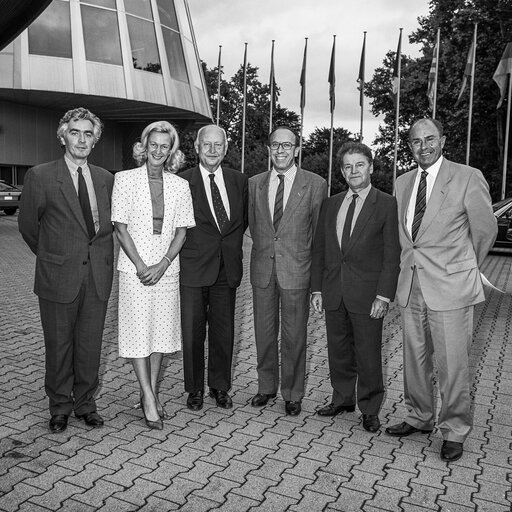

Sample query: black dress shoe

[285,401,301,416]
[251,393,277,407]
[317,403,355,417]
[76,411,104,427]
[362,414,381,433]
[385,421,433,437]
[440,441,463,462]
[49,414,68,433]
[209,389,233,409]
[187,390,204,411]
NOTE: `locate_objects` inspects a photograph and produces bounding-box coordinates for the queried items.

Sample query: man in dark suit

[18,107,114,433]
[179,124,248,411]
[311,142,400,432]
[249,126,327,416]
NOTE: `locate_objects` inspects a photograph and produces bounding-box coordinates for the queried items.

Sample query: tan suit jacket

[395,158,497,311]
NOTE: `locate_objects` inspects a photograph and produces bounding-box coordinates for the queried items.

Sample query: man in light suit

[179,124,248,411]
[249,126,327,416]
[385,118,497,462]
[311,142,400,433]
[18,107,114,433]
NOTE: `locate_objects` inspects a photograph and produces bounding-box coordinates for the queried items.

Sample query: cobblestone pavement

[1,212,511,512]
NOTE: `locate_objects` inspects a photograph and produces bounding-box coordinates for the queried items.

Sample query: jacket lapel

[344,187,377,254]
[331,192,345,257]
[258,170,273,230]
[90,165,109,238]
[223,169,239,229]
[400,170,417,242]
[189,166,219,230]
[276,168,307,233]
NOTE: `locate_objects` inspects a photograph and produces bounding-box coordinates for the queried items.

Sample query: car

[492,197,512,249]
[0,181,22,215]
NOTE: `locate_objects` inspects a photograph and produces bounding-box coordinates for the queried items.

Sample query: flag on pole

[391,30,402,103]
[328,36,336,113]
[357,32,366,107]
[493,42,512,109]
[216,45,222,125]
[426,42,438,110]
[269,40,277,111]
[455,38,476,107]
[300,38,308,110]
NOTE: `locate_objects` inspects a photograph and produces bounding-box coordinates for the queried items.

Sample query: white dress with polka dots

[111,166,195,358]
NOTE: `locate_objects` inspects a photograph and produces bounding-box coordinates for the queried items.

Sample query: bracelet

[162,255,171,266]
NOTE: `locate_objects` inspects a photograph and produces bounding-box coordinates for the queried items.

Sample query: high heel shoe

[137,393,169,420]
[141,395,163,430]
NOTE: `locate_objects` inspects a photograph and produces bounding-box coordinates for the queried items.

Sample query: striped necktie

[273,174,285,231]
[411,170,428,241]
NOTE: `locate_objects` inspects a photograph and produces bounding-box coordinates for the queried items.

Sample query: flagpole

[216,45,222,126]
[241,42,248,174]
[328,35,336,196]
[359,31,367,142]
[432,28,440,119]
[502,73,512,199]
[466,23,477,165]
[393,28,403,193]
[299,37,308,168]
[269,40,275,172]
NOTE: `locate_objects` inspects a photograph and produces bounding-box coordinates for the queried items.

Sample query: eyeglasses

[270,142,295,151]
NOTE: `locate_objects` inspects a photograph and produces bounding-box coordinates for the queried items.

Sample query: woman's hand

[138,259,169,286]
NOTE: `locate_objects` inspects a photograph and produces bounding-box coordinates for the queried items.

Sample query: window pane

[124,0,153,20]
[162,27,187,82]
[156,0,178,30]
[81,0,116,8]
[126,15,161,73]
[28,1,72,58]
[82,5,122,65]
[174,0,192,41]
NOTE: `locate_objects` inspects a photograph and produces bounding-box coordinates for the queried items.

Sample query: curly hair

[133,121,184,173]
[57,107,103,144]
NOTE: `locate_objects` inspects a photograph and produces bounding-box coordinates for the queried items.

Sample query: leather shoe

[440,441,463,462]
[76,411,104,427]
[385,421,433,437]
[285,401,301,416]
[49,414,68,433]
[209,389,232,409]
[186,390,204,411]
[317,403,355,417]
[251,393,277,407]
[362,414,381,433]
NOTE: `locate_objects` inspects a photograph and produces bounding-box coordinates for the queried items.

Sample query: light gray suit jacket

[249,167,327,290]
[395,158,497,311]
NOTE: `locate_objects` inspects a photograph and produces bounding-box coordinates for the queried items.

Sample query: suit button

[89,242,92,246]
[82,260,88,265]
[274,237,278,241]
[270,255,274,259]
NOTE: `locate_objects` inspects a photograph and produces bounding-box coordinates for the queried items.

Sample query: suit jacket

[179,166,248,288]
[311,186,401,314]
[18,157,114,303]
[249,167,327,290]
[395,158,497,311]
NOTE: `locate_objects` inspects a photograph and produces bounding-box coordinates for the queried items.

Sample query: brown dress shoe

[362,414,381,432]
[317,403,355,416]
[251,393,277,407]
[385,421,433,437]
[440,441,463,462]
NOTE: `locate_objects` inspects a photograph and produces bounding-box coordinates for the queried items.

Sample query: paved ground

[1,211,511,512]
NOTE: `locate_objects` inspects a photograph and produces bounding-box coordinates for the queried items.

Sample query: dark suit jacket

[18,157,114,303]
[179,166,248,288]
[311,186,400,314]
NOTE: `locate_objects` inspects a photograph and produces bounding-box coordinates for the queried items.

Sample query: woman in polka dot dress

[111,121,195,430]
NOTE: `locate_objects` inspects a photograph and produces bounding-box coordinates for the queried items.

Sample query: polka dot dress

[112,167,195,358]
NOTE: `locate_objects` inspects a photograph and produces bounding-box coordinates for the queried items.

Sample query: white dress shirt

[200,164,231,230]
[336,183,372,246]
[405,156,444,237]
[268,165,297,221]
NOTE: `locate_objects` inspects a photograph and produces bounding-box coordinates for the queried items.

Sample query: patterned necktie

[209,173,229,233]
[273,174,285,231]
[411,170,428,241]
[77,167,95,239]
[341,193,358,251]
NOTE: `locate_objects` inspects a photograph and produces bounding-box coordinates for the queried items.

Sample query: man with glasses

[248,126,327,415]
[386,118,496,462]
[179,124,248,411]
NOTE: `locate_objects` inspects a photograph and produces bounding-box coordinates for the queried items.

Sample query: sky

[187,0,431,147]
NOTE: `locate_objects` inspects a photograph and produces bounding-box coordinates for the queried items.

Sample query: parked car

[0,181,22,215]
[492,197,512,248]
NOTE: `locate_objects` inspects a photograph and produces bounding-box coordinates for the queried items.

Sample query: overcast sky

[187,0,431,147]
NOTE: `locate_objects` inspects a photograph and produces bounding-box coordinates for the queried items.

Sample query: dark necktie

[77,166,95,239]
[411,170,428,241]
[341,193,358,251]
[209,173,229,233]
[273,174,285,231]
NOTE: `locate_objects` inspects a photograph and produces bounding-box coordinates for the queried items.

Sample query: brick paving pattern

[1,212,511,511]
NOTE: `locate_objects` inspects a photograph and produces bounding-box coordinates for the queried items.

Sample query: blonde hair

[133,121,184,173]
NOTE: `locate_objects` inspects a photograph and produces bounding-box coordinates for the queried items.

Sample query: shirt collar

[64,155,89,174]
[271,164,297,180]
[419,155,443,179]
[200,164,223,177]
[346,183,372,201]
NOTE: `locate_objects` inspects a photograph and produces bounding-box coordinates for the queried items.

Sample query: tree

[365,0,510,199]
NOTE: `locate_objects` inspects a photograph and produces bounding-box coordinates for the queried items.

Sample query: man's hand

[370,297,389,319]
[311,293,323,314]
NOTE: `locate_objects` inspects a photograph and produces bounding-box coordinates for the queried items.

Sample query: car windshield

[0,182,19,192]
